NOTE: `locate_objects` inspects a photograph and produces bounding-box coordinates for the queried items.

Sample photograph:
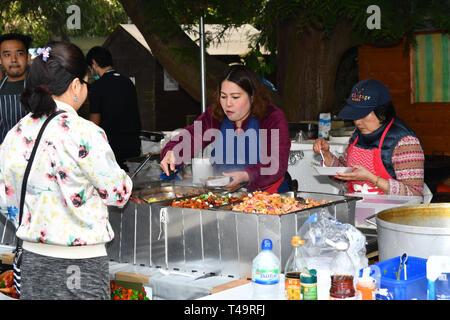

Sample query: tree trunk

[276,19,358,122]
[120,1,359,123]
[119,0,227,106]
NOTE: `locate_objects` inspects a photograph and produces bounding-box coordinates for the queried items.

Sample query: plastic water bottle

[427,256,450,300]
[251,239,281,300]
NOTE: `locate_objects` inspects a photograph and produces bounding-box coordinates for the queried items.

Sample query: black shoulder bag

[13,110,66,296]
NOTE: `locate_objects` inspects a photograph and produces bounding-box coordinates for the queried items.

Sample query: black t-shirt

[88,70,142,137]
[88,70,142,165]
[0,80,25,95]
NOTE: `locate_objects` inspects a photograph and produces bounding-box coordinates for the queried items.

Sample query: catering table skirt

[0,244,233,300]
[109,261,232,300]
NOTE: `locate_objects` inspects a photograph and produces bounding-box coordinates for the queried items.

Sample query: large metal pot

[375,203,450,261]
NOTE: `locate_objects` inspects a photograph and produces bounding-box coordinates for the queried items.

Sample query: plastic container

[362,256,427,300]
[301,269,318,300]
[318,113,331,139]
[427,256,450,300]
[284,236,308,300]
[251,239,281,300]
[356,268,376,300]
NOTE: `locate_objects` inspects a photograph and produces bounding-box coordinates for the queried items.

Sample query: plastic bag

[298,209,368,273]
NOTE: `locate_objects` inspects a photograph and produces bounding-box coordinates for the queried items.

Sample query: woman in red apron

[313,79,424,196]
[160,65,293,193]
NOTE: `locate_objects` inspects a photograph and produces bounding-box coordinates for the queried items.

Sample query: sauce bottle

[329,240,356,300]
[284,236,308,300]
[356,277,376,300]
[356,267,376,300]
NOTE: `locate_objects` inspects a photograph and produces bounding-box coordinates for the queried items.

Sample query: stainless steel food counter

[106,186,360,279]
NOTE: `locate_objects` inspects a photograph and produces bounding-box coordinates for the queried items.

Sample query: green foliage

[133,0,449,79]
[138,0,264,46]
[242,49,276,80]
[2,0,449,76]
[0,0,129,47]
[250,0,450,76]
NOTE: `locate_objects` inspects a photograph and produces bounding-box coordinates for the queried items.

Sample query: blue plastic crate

[361,256,428,300]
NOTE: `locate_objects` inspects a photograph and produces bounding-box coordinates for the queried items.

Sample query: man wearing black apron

[0,33,32,144]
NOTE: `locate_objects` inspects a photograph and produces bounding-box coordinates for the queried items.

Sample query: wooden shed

[358,31,450,156]
[101,24,263,131]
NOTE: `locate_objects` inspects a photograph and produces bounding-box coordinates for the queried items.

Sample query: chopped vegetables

[232,191,328,215]
[110,281,149,300]
[170,192,245,209]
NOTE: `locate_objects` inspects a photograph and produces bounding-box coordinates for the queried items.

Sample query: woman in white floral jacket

[0,41,132,300]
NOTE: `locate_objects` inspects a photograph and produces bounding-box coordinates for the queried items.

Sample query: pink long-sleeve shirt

[161,105,291,190]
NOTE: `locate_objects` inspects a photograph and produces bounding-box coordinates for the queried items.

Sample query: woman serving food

[160,65,292,193]
[313,79,425,196]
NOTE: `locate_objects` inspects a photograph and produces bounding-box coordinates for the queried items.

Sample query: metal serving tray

[133,185,209,203]
[106,191,360,279]
[0,215,17,247]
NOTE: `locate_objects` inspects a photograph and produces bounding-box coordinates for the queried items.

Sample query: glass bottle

[284,236,308,300]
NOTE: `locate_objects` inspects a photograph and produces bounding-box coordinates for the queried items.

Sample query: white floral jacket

[0,100,132,246]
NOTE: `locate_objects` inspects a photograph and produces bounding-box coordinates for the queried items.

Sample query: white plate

[204,176,231,187]
[314,166,353,175]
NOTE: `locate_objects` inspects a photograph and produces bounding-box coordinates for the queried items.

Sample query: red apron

[347,119,395,195]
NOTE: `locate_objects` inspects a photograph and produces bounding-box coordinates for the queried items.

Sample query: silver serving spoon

[319,149,326,167]
[403,254,408,280]
[397,253,408,280]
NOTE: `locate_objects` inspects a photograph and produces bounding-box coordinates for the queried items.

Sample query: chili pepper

[110,282,150,300]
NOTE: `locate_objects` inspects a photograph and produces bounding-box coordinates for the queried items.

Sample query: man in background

[0,33,32,143]
[86,46,142,171]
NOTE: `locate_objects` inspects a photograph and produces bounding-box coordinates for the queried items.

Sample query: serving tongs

[129,152,161,180]
[209,182,248,195]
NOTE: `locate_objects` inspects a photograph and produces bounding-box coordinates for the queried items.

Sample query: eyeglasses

[79,78,89,85]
